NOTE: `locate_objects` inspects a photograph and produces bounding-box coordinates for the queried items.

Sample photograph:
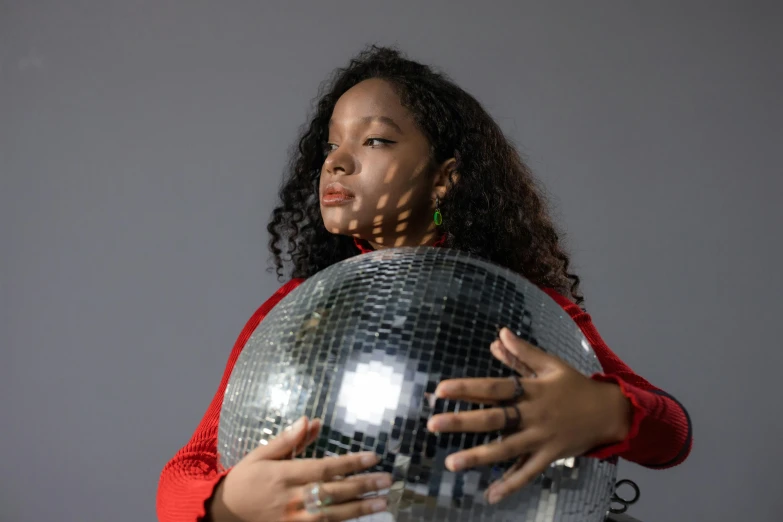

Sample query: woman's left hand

[427,328,633,505]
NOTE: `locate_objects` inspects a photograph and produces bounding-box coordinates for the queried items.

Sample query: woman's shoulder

[538,286,587,319]
[271,278,307,298]
[539,286,572,307]
[236,278,308,336]
[250,278,307,319]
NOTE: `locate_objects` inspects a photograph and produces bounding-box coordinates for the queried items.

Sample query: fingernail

[446,455,464,471]
[286,417,306,436]
[435,384,452,398]
[360,452,379,466]
[370,499,387,512]
[487,486,504,504]
[376,475,392,489]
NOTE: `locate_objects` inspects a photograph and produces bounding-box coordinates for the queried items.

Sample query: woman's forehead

[331,79,413,126]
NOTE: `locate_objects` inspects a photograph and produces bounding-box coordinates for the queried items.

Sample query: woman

[156,46,692,522]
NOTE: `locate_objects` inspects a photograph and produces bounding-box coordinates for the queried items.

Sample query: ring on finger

[303,482,334,514]
[509,375,525,400]
[502,404,522,434]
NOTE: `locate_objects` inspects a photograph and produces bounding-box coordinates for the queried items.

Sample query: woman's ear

[433,158,459,199]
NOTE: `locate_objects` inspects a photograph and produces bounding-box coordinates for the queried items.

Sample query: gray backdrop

[2,1,781,521]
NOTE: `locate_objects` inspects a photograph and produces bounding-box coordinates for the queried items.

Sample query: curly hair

[267,45,584,305]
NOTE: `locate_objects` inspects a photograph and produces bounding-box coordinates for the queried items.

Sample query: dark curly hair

[267,45,584,305]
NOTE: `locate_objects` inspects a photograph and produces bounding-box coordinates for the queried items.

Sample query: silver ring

[304,482,323,514]
[303,482,333,514]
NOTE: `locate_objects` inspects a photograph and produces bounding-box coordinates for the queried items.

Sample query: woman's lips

[322,194,355,206]
[322,183,356,206]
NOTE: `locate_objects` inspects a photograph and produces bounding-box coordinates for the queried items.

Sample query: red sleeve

[156,279,305,522]
[541,288,693,469]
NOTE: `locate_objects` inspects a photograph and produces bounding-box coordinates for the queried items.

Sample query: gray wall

[2,1,781,521]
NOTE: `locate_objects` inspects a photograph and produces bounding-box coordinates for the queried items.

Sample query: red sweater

[156,248,692,522]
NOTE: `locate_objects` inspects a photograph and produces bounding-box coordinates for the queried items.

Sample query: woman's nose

[323,146,356,176]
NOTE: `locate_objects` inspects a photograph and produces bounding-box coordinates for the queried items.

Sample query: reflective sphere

[218,247,617,521]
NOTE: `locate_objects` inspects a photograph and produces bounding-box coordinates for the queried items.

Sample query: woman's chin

[321,221,355,237]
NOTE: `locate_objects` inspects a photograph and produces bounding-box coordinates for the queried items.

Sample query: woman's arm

[156,279,305,522]
[542,288,693,468]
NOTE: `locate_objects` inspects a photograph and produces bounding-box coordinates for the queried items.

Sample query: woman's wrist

[206,475,233,522]
[595,381,633,445]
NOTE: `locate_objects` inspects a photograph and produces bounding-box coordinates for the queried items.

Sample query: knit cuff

[194,469,231,522]
[585,373,646,460]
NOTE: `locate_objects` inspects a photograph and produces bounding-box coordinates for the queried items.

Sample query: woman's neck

[366,231,441,251]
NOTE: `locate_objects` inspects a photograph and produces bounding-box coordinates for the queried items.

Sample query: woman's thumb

[250,416,308,461]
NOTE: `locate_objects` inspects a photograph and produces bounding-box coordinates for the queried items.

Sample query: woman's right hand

[208,416,390,522]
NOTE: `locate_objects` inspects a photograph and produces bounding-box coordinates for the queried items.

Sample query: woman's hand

[427,328,632,505]
[209,417,390,522]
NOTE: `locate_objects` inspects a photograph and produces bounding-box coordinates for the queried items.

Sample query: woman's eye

[366,138,394,147]
[324,143,338,154]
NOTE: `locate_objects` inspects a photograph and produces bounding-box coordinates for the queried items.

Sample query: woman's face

[319,78,450,248]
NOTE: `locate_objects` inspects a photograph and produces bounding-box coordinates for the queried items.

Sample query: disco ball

[217,247,617,521]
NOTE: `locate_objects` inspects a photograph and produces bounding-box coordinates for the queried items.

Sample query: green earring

[434,196,443,226]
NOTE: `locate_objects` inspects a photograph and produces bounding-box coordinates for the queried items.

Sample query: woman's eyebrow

[328,116,404,134]
[360,116,403,133]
